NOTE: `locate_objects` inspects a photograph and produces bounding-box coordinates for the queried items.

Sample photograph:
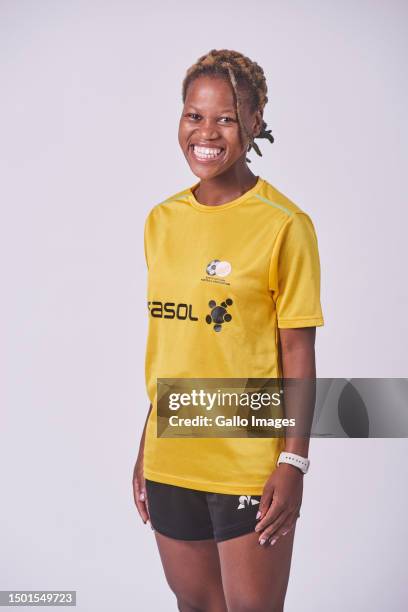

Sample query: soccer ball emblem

[206,259,221,276]
[206,259,232,277]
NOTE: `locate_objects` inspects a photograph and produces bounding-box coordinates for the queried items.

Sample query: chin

[190,166,223,181]
[188,158,232,180]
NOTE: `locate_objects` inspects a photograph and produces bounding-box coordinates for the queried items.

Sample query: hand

[255,463,303,546]
[132,449,151,526]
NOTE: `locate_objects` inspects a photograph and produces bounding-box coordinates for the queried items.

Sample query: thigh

[145,480,227,611]
[217,524,297,612]
[154,532,228,612]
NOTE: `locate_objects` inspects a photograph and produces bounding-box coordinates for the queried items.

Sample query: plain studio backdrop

[1,1,407,610]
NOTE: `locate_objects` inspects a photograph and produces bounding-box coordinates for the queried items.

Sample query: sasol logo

[148,301,198,321]
[206,298,233,332]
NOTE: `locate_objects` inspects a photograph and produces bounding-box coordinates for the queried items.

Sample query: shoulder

[145,185,193,223]
[256,178,319,236]
[256,178,308,218]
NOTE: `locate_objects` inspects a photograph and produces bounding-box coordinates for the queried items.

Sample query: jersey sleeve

[144,216,149,270]
[144,210,153,271]
[268,211,324,328]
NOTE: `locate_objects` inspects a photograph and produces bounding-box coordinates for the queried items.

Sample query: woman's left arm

[255,327,317,545]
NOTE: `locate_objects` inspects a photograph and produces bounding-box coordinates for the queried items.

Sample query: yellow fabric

[143,176,324,495]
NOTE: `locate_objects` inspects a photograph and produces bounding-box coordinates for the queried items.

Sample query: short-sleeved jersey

[143,176,324,495]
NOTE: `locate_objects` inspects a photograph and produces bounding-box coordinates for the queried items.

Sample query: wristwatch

[277,451,310,474]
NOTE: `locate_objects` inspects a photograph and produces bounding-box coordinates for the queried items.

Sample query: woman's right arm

[132,403,152,525]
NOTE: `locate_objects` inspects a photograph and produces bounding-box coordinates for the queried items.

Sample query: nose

[197,118,220,141]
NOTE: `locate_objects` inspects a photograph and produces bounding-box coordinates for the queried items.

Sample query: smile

[190,145,225,163]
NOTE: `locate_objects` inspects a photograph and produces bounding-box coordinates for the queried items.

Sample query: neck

[194,164,258,206]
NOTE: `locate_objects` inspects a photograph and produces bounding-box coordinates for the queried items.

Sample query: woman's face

[178,75,261,180]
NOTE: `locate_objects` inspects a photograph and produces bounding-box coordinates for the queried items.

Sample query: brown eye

[187,113,200,120]
[219,116,235,123]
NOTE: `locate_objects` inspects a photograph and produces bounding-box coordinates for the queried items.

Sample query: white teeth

[193,145,223,159]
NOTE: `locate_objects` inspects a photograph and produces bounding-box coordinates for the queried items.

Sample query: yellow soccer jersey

[143,176,324,495]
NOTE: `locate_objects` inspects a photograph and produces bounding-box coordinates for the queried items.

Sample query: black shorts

[145,479,261,543]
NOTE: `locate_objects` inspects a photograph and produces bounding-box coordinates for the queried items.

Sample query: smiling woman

[178,49,275,202]
[181,48,274,161]
[181,82,236,169]
[133,48,325,612]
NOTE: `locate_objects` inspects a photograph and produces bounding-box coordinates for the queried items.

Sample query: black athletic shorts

[145,479,261,543]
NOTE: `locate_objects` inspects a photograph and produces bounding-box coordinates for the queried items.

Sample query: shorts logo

[237,495,260,510]
[206,259,232,278]
[206,299,233,332]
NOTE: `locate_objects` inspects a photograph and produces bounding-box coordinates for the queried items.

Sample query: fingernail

[270,538,278,546]
[146,519,151,527]
[139,493,145,501]
[254,524,261,532]
[259,538,266,545]
[282,529,288,536]
[256,511,261,519]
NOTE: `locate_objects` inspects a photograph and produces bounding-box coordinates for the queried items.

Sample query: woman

[133,49,324,612]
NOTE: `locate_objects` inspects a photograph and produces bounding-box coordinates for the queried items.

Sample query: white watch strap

[277,451,310,474]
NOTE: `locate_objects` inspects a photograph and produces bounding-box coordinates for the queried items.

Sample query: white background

[1,1,407,610]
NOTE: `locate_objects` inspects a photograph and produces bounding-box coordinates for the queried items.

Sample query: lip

[188,144,226,164]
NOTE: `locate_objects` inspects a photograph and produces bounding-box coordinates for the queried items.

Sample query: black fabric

[145,479,261,543]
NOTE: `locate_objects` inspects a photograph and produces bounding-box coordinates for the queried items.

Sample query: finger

[136,499,150,524]
[144,489,152,523]
[267,511,299,544]
[255,499,285,533]
[279,511,299,537]
[257,487,274,521]
[281,523,296,537]
[258,511,289,545]
[139,478,152,522]
[133,483,148,522]
[132,476,142,506]
[132,478,149,524]
[271,518,298,545]
[132,470,146,504]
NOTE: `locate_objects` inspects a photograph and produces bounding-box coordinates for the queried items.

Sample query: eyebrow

[186,105,236,114]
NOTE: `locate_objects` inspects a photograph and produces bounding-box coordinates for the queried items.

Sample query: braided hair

[181,49,274,163]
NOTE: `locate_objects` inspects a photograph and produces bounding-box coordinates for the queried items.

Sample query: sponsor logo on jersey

[206,299,233,333]
[202,258,232,285]
[147,296,234,333]
[147,301,198,320]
